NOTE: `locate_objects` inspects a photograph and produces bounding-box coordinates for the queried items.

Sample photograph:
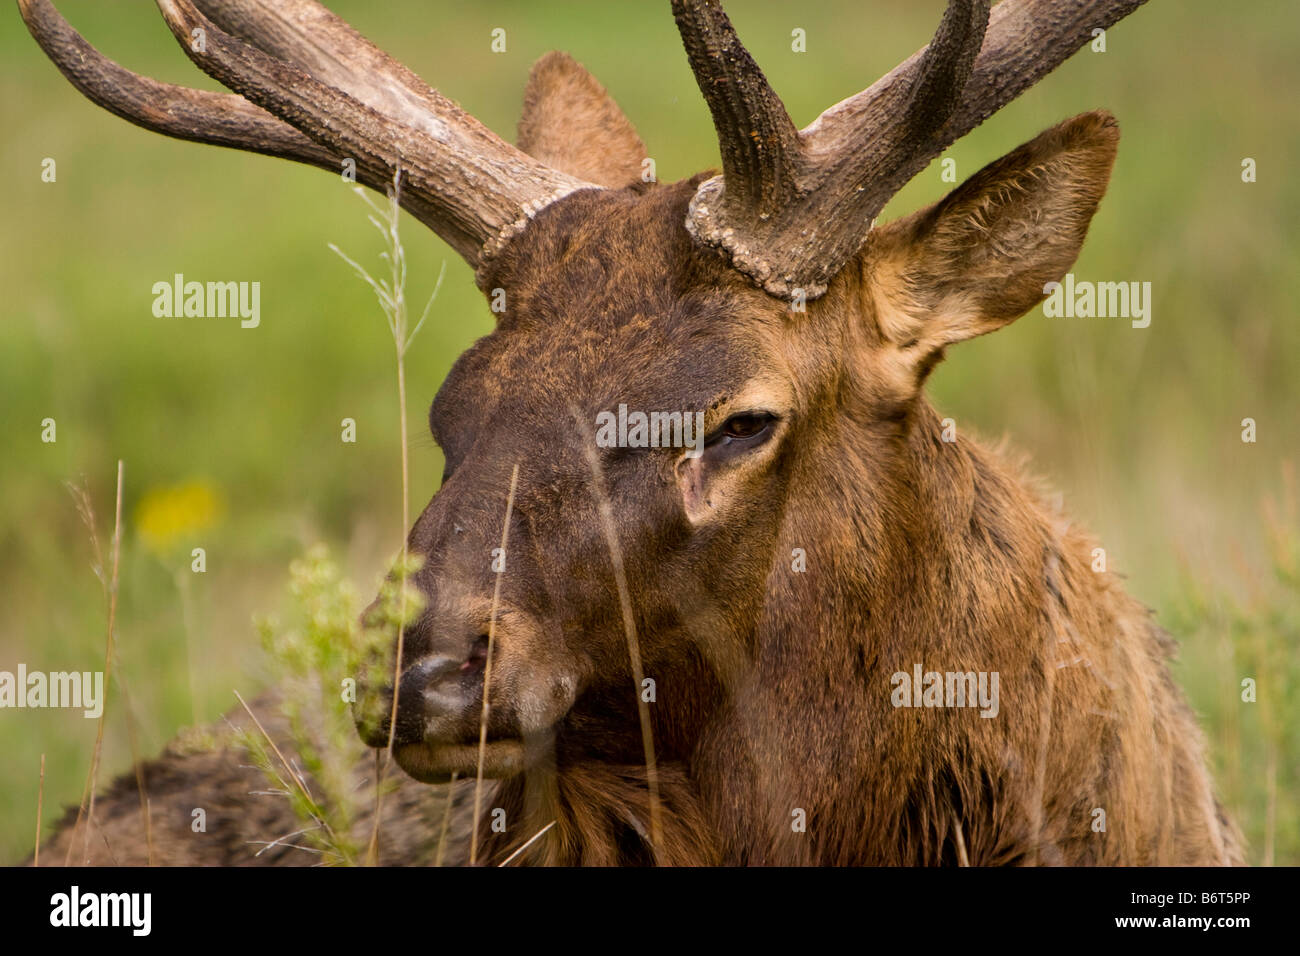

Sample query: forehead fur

[479,178,764,332]
[437,181,797,438]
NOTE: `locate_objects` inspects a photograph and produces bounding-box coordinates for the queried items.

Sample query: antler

[19,0,596,275]
[674,0,1150,300]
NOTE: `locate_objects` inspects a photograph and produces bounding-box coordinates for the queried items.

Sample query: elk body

[25,0,1243,866]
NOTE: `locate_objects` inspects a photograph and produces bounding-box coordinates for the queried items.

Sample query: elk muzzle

[353,594,576,784]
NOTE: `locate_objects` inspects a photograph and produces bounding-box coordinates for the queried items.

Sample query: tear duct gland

[26,0,1241,866]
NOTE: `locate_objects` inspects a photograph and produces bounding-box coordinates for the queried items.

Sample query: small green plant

[237,546,425,865]
[238,547,364,864]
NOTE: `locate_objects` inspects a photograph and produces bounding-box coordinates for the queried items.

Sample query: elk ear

[517,51,648,189]
[863,110,1119,368]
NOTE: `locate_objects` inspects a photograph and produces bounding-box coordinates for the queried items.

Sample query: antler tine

[681,0,1150,302]
[939,0,1149,137]
[903,0,990,142]
[18,0,336,170]
[670,0,803,218]
[801,0,1147,237]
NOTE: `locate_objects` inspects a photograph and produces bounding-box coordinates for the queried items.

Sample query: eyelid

[704,410,779,447]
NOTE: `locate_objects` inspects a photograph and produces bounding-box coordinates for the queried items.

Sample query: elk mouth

[378,635,534,782]
[393,739,527,784]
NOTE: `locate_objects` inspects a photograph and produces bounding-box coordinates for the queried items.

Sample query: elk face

[358,100,1119,784]
[357,182,814,783]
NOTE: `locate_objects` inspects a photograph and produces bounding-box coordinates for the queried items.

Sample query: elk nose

[359,634,490,748]
[402,651,475,719]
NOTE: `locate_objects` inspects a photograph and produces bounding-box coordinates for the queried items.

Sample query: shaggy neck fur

[478,398,1241,866]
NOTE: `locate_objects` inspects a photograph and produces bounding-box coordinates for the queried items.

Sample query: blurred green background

[1,0,1295,864]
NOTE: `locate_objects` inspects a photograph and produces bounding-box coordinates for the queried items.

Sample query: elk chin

[392,666,580,783]
[393,739,527,784]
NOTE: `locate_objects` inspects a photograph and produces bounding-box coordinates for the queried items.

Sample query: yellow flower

[135,480,223,555]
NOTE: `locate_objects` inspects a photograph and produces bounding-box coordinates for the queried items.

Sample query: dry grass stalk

[952,812,970,866]
[330,167,444,865]
[34,753,45,867]
[64,461,125,864]
[499,821,557,867]
[470,463,521,865]
[233,688,343,850]
[434,770,459,867]
[569,404,662,850]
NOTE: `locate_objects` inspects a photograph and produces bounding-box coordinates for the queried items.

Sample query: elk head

[24,0,1147,809]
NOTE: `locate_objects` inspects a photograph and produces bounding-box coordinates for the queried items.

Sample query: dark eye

[707,411,778,453]
[723,413,773,440]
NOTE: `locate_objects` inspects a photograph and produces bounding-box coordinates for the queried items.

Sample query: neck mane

[479,401,1239,866]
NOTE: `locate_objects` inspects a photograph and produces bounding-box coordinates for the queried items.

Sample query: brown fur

[517,52,647,188]
[35,689,474,867]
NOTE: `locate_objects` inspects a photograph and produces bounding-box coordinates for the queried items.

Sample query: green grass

[1,0,1296,864]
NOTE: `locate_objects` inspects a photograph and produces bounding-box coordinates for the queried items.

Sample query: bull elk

[24,0,1243,866]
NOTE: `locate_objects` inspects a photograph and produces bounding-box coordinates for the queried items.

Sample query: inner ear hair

[866,110,1120,353]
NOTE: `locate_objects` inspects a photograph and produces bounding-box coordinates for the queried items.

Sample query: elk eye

[708,411,777,449]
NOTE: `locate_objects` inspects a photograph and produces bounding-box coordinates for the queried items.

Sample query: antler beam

[19,0,597,274]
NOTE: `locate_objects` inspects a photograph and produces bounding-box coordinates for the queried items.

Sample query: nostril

[461,634,490,674]
[385,635,495,742]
